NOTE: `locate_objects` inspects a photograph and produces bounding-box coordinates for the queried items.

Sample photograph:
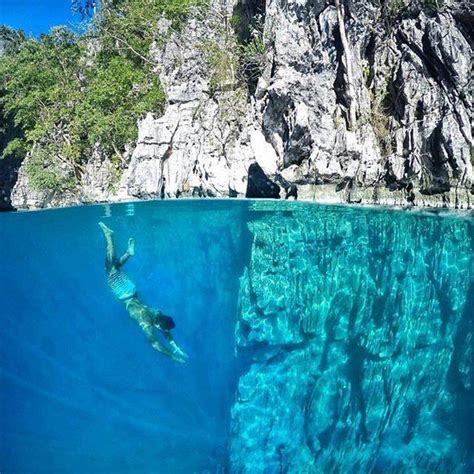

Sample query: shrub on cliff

[0,0,203,192]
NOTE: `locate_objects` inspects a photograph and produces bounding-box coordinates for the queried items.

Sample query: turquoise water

[0,200,473,473]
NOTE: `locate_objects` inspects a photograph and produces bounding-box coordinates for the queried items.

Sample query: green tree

[0,0,206,192]
[0,28,83,161]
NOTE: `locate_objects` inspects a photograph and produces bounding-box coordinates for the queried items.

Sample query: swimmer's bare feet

[127,238,135,256]
[99,222,114,235]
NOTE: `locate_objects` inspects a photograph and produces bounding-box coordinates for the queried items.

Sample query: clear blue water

[0,200,250,473]
[0,200,473,473]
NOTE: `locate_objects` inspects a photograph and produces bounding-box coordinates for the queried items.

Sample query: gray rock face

[248,0,472,207]
[9,152,78,210]
[79,154,117,204]
[230,202,473,472]
[382,10,472,195]
[117,12,254,200]
[0,154,21,211]
[10,0,473,209]
[10,147,117,210]
[112,0,474,208]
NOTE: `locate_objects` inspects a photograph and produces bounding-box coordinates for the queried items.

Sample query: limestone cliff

[10,0,473,209]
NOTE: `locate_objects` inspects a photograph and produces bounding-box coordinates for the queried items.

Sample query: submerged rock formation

[230,202,473,472]
[10,0,473,209]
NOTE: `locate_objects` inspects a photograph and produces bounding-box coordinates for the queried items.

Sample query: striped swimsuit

[107,269,137,301]
[107,268,154,335]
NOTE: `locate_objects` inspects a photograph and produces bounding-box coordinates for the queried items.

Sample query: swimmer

[99,222,188,363]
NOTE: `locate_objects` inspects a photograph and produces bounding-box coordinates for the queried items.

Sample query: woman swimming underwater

[99,222,188,363]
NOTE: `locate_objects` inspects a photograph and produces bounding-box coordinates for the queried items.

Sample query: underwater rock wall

[230,203,473,472]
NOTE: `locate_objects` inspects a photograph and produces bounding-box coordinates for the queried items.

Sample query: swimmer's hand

[151,341,186,363]
[169,341,188,362]
[171,353,187,364]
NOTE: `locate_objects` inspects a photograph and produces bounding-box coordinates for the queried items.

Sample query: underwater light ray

[0,331,175,416]
[0,368,207,440]
[0,330,222,440]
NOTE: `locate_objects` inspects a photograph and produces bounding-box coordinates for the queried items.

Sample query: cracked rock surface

[116,0,474,208]
[10,0,473,209]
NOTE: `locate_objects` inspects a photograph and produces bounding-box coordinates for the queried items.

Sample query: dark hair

[155,314,176,330]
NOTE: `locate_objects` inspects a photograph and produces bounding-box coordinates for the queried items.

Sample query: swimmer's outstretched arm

[161,330,189,361]
[143,325,186,363]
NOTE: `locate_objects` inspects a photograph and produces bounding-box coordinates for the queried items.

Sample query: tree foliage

[0,0,203,191]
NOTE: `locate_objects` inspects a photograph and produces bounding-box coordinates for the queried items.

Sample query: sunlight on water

[0,200,472,473]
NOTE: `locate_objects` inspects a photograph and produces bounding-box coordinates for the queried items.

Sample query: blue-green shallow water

[0,199,473,473]
[0,200,251,473]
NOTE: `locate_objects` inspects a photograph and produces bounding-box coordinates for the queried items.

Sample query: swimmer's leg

[117,238,135,267]
[99,222,115,272]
